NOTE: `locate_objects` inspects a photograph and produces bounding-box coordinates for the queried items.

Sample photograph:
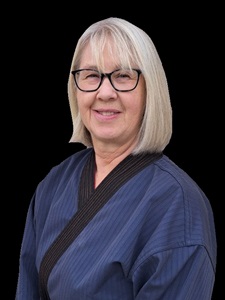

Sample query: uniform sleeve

[133,245,215,300]
[15,193,40,300]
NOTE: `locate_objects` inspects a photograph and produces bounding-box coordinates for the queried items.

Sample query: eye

[115,71,129,78]
[113,70,136,81]
[79,70,101,81]
[86,71,101,79]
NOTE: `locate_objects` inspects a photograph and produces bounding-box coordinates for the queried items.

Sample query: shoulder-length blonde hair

[68,17,172,154]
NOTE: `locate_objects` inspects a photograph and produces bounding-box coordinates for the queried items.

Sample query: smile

[98,111,118,116]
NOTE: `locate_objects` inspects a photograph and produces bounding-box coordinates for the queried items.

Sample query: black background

[7,5,222,299]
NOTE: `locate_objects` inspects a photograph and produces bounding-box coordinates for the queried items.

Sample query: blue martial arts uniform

[16,148,217,299]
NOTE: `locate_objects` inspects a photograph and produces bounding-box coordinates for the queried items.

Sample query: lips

[98,111,118,116]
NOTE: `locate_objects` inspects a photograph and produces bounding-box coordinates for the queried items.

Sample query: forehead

[80,43,119,69]
[79,41,134,71]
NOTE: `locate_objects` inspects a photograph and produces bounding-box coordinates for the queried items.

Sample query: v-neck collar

[78,149,163,209]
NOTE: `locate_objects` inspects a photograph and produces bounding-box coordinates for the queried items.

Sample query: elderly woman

[16,17,217,299]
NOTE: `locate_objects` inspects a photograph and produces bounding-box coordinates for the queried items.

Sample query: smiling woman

[15,17,217,300]
[70,39,147,159]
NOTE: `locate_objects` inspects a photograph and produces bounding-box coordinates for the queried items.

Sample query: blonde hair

[68,17,172,154]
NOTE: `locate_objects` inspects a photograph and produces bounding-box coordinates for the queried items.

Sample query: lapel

[39,149,163,299]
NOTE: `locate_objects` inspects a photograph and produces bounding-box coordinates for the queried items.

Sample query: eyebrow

[79,65,98,70]
[79,63,123,72]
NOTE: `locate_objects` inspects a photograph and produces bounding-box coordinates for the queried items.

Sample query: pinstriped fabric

[39,150,162,299]
[16,149,216,299]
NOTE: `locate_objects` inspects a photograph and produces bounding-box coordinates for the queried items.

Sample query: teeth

[99,111,116,116]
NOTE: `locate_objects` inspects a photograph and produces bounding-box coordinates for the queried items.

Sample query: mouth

[97,111,119,116]
[93,109,120,121]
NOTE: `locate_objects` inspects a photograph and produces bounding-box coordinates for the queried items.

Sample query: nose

[97,76,117,99]
[101,75,113,88]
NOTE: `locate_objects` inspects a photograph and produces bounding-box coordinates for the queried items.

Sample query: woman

[16,17,217,299]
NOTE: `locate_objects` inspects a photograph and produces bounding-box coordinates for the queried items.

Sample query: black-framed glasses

[71,68,142,92]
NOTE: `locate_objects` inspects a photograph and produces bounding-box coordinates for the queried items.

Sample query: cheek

[77,93,91,112]
[76,95,95,128]
[131,93,146,119]
[133,104,145,124]
[132,79,146,116]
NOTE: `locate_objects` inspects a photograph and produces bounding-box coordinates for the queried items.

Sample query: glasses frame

[71,68,142,92]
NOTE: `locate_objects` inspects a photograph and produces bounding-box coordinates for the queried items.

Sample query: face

[76,43,146,151]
